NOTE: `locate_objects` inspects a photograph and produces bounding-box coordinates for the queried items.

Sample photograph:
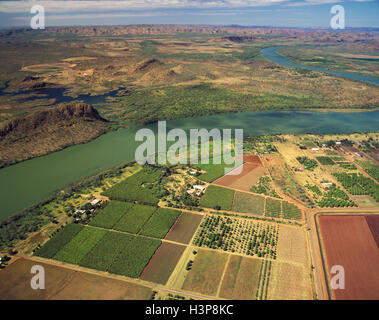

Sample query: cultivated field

[219,255,261,300]
[140,242,186,285]
[318,214,379,300]
[182,249,228,296]
[0,258,152,300]
[231,192,265,216]
[165,212,203,244]
[267,261,312,300]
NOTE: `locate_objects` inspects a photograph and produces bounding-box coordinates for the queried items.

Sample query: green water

[1,110,378,221]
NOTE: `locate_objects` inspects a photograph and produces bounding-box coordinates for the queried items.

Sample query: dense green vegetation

[109,236,161,278]
[34,223,83,258]
[89,201,133,229]
[139,208,181,238]
[199,185,235,211]
[103,166,167,205]
[316,156,335,165]
[113,204,157,234]
[296,156,318,170]
[79,231,134,271]
[317,186,356,208]
[53,227,107,264]
[333,172,379,202]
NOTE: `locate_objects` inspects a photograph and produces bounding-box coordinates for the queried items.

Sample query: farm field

[139,208,181,238]
[89,201,133,229]
[192,215,278,259]
[102,166,165,205]
[182,249,228,296]
[276,225,309,266]
[140,242,186,285]
[318,214,379,299]
[79,231,134,272]
[0,258,152,300]
[267,261,312,300]
[213,156,265,191]
[112,204,156,234]
[165,212,203,244]
[53,227,107,265]
[108,236,161,278]
[231,192,265,216]
[34,223,84,259]
[199,185,234,211]
[219,255,261,300]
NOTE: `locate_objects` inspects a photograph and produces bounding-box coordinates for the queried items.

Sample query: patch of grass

[199,185,234,211]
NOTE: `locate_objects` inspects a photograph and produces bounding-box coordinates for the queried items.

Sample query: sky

[0,0,378,29]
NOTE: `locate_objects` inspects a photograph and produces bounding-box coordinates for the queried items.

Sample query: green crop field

[34,223,83,258]
[103,166,165,205]
[79,231,135,271]
[282,202,302,220]
[199,185,234,211]
[139,208,181,238]
[53,227,107,264]
[113,204,157,234]
[316,156,335,165]
[109,236,161,278]
[231,192,265,215]
[265,198,281,218]
[89,201,133,229]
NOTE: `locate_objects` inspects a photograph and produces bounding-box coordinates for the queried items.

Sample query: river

[0,47,378,221]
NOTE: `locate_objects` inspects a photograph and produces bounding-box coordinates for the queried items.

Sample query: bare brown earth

[0,258,152,300]
[140,242,186,285]
[165,212,203,244]
[365,215,379,248]
[213,155,265,191]
[0,103,109,167]
[318,215,379,300]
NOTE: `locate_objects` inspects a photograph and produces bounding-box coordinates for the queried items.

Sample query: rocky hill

[0,103,110,167]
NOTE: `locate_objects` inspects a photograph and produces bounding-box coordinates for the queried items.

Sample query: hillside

[0,103,110,167]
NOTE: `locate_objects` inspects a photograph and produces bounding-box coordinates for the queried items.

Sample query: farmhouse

[193,185,206,191]
[354,152,362,157]
[74,209,86,215]
[311,148,319,151]
[321,182,333,187]
[91,198,102,206]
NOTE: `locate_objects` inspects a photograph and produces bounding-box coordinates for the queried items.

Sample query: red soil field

[213,155,265,191]
[165,212,203,244]
[365,215,379,248]
[140,242,185,285]
[318,215,379,300]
